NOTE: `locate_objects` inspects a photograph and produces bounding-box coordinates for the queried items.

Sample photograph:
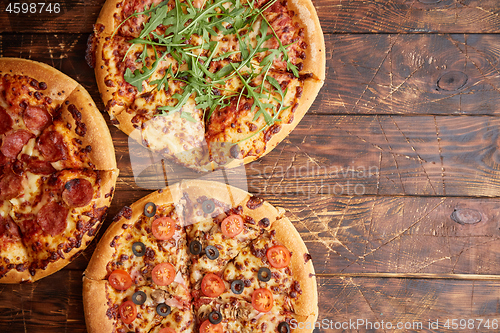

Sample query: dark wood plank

[3,272,500,333]
[0,0,104,34]
[66,194,500,278]
[4,33,500,116]
[3,0,500,34]
[316,0,500,34]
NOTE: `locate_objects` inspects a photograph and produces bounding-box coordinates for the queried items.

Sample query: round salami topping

[0,170,24,200]
[1,130,34,159]
[0,107,13,135]
[36,201,69,236]
[36,130,67,162]
[62,178,94,207]
[0,215,21,240]
[23,106,51,131]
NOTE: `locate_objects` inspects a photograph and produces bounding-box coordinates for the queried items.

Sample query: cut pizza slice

[0,214,31,283]
[84,185,195,333]
[7,168,117,281]
[193,217,317,333]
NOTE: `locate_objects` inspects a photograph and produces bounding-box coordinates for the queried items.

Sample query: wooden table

[2,0,500,332]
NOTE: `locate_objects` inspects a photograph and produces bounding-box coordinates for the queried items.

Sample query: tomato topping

[221,214,244,238]
[158,328,176,333]
[266,245,291,268]
[119,300,137,324]
[251,288,273,312]
[199,319,223,333]
[201,273,225,297]
[152,262,176,286]
[108,270,133,290]
[152,217,176,240]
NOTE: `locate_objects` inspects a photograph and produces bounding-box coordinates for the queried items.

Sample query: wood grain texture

[2,0,500,34]
[3,273,500,333]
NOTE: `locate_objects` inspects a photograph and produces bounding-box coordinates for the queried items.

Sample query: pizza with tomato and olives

[83,180,317,333]
[0,58,119,283]
[88,0,325,171]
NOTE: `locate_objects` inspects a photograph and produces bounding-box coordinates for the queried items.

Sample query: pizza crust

[0,266,32,284]
[59,86,117,171]
[0,58,79,106]
[83,277,116,333]
[271,217,318,319]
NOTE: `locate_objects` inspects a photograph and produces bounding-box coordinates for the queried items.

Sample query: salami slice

[62,178,94,207]
[20,154,56,174]
[36,130,67,162]
[23,106,52,131]
[36,201,69,236]
[0,170,24,200]
[0,107,13,135]
[1,130,34,159]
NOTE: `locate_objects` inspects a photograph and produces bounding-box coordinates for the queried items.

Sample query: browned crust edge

[60,85,118,171]
[272,217,318,319]
[0,57,79,106]
[0,258,32,283]
[31,170,119,282]
[83,276,116,333]
[95,0,123,35]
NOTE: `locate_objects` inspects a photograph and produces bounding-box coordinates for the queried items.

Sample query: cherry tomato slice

[221,214,244,238]
[199,319,223,333]
[201,273,225,297]
[251,288,274,312]
[152,262,176,286]
[119,300,137,324]
[266,245,291,268]
[108,269,133,290]
[152,217,176,240]
[158,328,176,333]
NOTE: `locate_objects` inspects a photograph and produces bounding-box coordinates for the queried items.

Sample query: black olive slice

[277,322,290,333]
[258,267,271,282]
[131,291,147,305]
[205,245,219,260]
[208,310,222,325]
[132,242,146,257]
[230,280,244,294]
[189,240,202,255]
[156,303,171,317]
[202,200,215,214]
[144,202,157,217]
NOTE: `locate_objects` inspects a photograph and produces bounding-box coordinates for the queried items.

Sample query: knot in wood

[450,208,482,225]
[437,71,468,91]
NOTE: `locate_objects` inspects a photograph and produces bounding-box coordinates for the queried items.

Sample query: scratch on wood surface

[451,237,499,274]
[434,116,446,195]
[389,115,437,195]
[376,115,406,194]
[263,139,289,193]
[351,36,398,113]
[342,198,446,272]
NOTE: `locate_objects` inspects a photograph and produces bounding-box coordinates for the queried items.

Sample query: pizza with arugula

[88,0,325,171]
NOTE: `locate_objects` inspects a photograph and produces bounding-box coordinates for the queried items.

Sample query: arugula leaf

[124,53,166,92]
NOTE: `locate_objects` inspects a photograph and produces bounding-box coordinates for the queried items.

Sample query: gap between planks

[316,272,500,280]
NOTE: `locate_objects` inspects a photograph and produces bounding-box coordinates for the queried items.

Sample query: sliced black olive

[205,245,219,260]
[208,310,222,325]
[258,267,271,282]
[230,280,244,294]
[278,322,290,333]
[144,202,157,217]
[156,303,171,317]
[189,240,202,255]
[132,242,146,257]
[131,291,147,305]
[202,200,215,214]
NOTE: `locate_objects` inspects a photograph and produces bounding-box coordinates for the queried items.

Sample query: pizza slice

[84,186,195,333]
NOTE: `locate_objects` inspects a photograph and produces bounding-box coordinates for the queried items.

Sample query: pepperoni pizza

[83,180,317,333]
[0,58,119,283]
[89,0,325,171]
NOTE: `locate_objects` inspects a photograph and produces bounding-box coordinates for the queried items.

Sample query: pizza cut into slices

[0,58,119,283]
[89,0,325,171]
[83,180,317,333]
